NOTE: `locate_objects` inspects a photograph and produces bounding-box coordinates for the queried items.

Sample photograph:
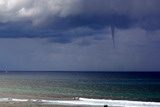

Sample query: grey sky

[0,0,160,71]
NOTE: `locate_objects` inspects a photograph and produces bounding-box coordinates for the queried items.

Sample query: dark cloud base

[0,0,160,44]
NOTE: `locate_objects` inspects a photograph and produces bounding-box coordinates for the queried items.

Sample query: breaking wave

[0,97,159,107]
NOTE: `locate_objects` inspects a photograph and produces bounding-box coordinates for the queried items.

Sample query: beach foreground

[0,97,160,107]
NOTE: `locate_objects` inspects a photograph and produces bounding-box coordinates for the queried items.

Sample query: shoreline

[0,97,159,107]
[0,92,160,102]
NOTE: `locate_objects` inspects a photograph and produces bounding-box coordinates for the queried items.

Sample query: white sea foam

[79,98,160,107]
[0,98,9,102]
[0,97,159,107]
[42,100,104,106]
[12,98,28,102]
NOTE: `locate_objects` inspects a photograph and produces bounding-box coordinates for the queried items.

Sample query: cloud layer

[0,0,80,23]
[0,0,160,42]
[0,0,160,71]
[0,1,159,23]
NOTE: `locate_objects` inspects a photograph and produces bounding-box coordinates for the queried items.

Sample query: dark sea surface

[0,71,160,102]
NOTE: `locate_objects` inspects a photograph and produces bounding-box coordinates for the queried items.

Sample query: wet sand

[0,102,62,107]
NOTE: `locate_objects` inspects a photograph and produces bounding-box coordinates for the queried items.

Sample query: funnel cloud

[111,25,115,48]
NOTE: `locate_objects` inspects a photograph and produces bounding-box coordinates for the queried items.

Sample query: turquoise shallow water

[0,72,160,102]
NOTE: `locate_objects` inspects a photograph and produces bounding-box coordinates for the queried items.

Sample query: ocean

[0,71,159,103]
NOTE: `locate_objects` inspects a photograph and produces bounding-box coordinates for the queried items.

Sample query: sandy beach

[0,102,64,107]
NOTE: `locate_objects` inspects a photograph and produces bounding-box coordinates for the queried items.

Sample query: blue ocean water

[0,71,159,102]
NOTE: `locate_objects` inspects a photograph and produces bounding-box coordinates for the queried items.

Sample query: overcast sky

[0,0,160,71]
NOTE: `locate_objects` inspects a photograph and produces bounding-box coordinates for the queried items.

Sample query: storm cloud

[0,0,160,71]
[0,0,160,41]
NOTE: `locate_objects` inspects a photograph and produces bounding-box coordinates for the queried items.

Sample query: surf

[0,97,160,107]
